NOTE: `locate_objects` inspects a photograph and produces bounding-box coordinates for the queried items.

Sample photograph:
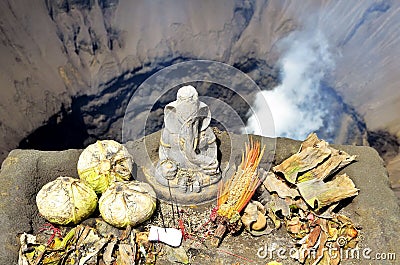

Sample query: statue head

[164,86,211,131]
[175,86,200,122]
[177,85,199,102]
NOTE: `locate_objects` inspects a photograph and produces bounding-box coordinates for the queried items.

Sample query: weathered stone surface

[1,0,400,165]
[0,133,399,264]
[334,144,400,261]
[0,149,81,264]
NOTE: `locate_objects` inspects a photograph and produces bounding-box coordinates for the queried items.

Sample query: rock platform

[1,132,399,264]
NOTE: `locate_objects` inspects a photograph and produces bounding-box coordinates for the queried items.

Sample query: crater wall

[0,0,399,165]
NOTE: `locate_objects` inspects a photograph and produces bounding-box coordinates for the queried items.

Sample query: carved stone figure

[154,85,221,193]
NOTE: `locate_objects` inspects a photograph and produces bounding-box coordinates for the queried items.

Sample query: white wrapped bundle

[78,140,133,194]
[99,181,156,228]
[36,176,98,225]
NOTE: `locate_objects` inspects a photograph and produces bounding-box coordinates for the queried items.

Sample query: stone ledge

[0,133,399,264]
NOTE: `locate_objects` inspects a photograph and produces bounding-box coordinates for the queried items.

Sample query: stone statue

[154,85,221,193]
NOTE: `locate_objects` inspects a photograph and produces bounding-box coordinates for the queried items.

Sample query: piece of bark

[297,174,359,210]
[273,137,331,184]
[263,171,300,198]
[299,133,321,150]
[298,147,357,182]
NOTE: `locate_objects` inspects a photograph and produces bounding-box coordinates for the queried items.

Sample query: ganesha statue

[154,85,221,194]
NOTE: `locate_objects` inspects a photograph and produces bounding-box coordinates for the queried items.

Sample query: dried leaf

[136,232,155,263]
[116,244,135,265]
[326,220,339,240]
[18,233,43,265]
[286,216,309,239]
[309,230,328,265]
[334,214,352,224]
[325,241,341,265]
[78,237,108,265]
[268,133,360,265]
[75,225,92,246]
[304,226,322,249]
[241,201,272,236]
[297,220,329,265]
[315,202,339,219]
[95,218,121,238]
[80,227,101,245]
[103,240,117,265]
[334,215,359,248]
[135,232,149,245]
[241,201,260,230]
[267,209,281,229]
[164,245,189,264]
[297,174,359,210]
[51,227,76,250]
[286,217,301,234]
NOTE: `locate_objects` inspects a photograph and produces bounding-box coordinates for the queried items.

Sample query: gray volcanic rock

[0,149,82,264]
[0,133,399,264]
[1,0,400,161]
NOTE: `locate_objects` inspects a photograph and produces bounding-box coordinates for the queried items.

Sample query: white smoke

[245,31,335,140]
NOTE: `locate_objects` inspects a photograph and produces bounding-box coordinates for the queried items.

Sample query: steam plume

[245,31,335,140]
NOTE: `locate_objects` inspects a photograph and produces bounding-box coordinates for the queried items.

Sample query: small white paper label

[148,226,183,247]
